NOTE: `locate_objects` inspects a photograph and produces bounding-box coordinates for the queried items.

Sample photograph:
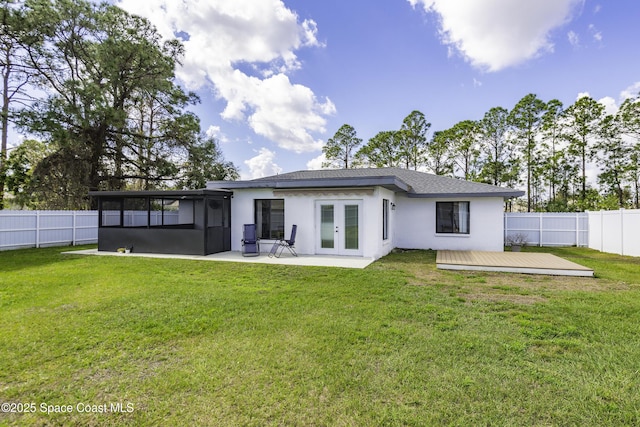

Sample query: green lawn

[1,246,639,426]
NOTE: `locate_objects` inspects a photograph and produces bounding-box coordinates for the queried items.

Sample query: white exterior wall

[394,195,505,251]
[229,187,397,259]
[376,188,397,259]
[229,188,504,256]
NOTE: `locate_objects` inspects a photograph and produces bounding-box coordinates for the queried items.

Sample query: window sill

[434,233,470,238]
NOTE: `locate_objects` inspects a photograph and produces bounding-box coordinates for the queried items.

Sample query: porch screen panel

[207,198,230,227]
[344,204,359,250]
[207,199,223,227]
[123,198,148,227]
[150,199,164,226]
[101,199,121,227]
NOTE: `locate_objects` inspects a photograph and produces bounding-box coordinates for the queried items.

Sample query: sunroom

[89,189,232,255]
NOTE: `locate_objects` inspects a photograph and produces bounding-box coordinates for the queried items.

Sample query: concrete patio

[65,249,375,269]
[436,250,594,277]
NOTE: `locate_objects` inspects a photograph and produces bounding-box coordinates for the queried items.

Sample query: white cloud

[472,77,482,87]
[408,0,584,71]
[598,96,617,115]
[243,148,283,179]
[219,73,335,153]
[621,82,640,100]
[204,125,229,143]
[205,126,221,139]
[116,0,333,153]
[567,30,580,47]
[569,87,640,116]
[588,24,602,42]
[306,153,326,170]
[576,91,590,100]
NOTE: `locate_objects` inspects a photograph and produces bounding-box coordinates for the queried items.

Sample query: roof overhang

[208,176,411,193]
[88,189,233,198]
[407,190,525,199]
[208,176,524,199]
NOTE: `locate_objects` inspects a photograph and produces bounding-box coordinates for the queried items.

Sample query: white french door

[315,200,363,256]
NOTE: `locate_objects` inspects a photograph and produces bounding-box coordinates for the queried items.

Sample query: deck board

[436,250,594,277]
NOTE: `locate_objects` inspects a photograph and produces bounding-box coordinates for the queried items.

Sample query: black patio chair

[269,224,297,258]
[241,224,260,257]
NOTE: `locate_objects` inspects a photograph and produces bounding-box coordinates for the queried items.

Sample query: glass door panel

[320,204,335,249]
[344,204,359,250]
[316,200,362,256]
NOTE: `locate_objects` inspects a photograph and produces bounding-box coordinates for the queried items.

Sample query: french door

[315,200,363,256]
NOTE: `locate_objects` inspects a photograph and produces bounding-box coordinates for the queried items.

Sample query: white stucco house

[207,168,524,260]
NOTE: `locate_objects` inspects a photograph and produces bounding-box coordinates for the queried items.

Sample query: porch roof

[88,189,233,198]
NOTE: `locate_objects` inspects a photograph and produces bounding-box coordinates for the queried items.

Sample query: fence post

[600,210,604,252]
[72,211,77,246]
[620,208,625,256]
[539,212,543,247]
[504,213,507,245]
[35,211,40,248]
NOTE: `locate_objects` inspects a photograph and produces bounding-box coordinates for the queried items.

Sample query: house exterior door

[315,200,363,256]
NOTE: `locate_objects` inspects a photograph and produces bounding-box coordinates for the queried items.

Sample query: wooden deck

[436,250,594,277]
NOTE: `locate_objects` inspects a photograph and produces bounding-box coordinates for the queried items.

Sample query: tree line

[323,94,640,212]
[0,0,238,210]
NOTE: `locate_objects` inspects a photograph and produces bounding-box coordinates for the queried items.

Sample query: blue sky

[113,1,640,179]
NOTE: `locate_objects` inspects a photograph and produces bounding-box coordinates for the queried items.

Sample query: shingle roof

[209,167,524,198]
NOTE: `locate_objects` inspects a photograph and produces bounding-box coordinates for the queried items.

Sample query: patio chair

[241,224,260,257]
[269,224,298,258]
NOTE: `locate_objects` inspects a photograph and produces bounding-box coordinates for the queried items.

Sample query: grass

[1,246,639,426]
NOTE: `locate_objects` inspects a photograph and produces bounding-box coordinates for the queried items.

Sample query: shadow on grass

[0,245,97,273]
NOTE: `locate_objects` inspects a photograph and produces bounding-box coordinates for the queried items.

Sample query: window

[100,199,122,227]
[382,199,389,240]
[123,197,149,227]
[99,197,195,228]
[255,199,285,239]
[151,199,195,227]
[436,202,470,234]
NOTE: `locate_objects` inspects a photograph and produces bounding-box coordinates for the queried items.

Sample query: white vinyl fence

[3,210,638,255]
[0,210,98,251]
[504,212,589,247]
[588,209,640,257]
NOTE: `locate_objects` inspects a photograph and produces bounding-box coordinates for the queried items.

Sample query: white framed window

[382,199,389,240]
[436,202,470,234]
[255,199,285,239]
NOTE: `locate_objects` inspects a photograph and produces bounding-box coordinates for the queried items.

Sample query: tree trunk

[88,126,107,209]
[527,142,532,212]
[582,153,586,204]
[0,61,9,210]
[494,144,499,186]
